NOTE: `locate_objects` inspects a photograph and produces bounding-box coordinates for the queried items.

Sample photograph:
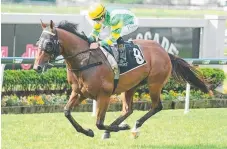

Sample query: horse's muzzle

[33,65,43,73]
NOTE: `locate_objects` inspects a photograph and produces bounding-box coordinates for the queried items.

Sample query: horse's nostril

[37,66,42,71]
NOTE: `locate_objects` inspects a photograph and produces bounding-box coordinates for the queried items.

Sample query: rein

[50,48,102,72]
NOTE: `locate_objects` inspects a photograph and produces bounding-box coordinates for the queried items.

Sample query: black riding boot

[117,37,127,67]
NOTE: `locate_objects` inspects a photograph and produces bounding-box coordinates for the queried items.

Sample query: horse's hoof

[86,129,94,137]
[131,128,140,139]
[119,123,131,130]
[102,132,111,139]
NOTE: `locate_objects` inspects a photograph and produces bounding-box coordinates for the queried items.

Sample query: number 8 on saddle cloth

[102,41,146,75]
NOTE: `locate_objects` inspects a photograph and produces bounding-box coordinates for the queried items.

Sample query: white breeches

[120,18,139,36]
[99,18,139,40]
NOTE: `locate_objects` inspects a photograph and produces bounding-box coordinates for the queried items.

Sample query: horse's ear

[40,19,47,29]
[50,20,55,30]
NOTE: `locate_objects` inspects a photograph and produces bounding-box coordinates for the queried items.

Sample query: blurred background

[2,0,227,7]
[2,0,227,13]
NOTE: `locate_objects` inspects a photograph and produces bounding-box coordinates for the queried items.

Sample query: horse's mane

[57,20,88,41]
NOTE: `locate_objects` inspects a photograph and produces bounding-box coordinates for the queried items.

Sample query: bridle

[37,28,102,72]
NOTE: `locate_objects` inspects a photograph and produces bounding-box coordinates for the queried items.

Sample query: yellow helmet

[88,3,106,20]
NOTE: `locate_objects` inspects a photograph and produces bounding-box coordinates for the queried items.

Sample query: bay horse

[33,20,211,139]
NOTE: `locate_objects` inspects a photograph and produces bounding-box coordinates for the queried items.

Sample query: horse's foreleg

[64,90,94,137]
[96,92,130,133]
[102,89,135,139]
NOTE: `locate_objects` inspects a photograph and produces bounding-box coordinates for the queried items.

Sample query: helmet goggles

[93,15,104,21]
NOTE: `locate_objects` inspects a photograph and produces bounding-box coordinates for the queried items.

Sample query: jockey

[88,3,139,66]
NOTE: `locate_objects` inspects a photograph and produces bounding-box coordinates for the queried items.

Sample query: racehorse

[33,20,211,139]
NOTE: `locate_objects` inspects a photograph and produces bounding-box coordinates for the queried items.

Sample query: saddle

[102,41,146,74]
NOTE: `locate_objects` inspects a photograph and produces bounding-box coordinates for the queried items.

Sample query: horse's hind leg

[64,84,94,137]
[135,83,163,127]
[132,82,164,137]
[102,88,135,139]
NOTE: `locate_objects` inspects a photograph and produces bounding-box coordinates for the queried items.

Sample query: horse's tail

[168,53,211,94]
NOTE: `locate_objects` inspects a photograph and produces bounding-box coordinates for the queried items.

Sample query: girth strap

[68,61,102,72]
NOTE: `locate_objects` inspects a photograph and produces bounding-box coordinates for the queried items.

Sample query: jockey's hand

[90,42,100,49]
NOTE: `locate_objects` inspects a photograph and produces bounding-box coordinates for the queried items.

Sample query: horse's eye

[44,41,54,53]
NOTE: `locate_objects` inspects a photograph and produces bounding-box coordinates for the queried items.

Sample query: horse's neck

[57,28,90,69]
[57,28,89,56]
